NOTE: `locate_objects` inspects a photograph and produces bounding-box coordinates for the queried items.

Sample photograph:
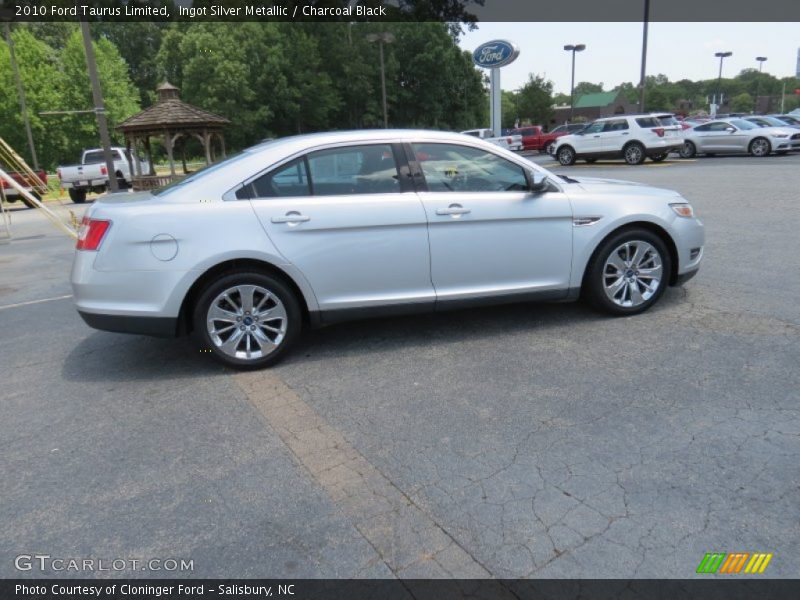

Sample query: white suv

[553,114,684,165]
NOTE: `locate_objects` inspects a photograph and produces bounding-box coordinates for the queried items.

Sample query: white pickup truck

[460,128,524,152]
[57,147,149,203]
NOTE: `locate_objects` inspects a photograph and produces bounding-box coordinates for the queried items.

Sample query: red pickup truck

[0,166,48,208]
[510,125,561,153]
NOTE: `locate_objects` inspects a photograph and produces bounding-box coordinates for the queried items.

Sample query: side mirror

[528,170,549,193]
[726,127,736,133]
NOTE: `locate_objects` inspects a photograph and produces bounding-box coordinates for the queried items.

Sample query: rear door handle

[271,211,310,224]
[436,204,471,216]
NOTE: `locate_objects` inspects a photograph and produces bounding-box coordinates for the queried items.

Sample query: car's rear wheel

[21,192,40,209]
[749,137,771,157]
[69,188,87,204]
[679,141,696,158]
[650,153,667,162]
[193,271,301,369]
[584,228,671,316]
[557,145,576,166]
[623,142,646,165]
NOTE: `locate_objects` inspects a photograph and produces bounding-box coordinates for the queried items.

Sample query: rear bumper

[78,311,178,338]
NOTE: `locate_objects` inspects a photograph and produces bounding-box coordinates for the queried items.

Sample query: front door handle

[436,204,471,216]
[271,211,310,224]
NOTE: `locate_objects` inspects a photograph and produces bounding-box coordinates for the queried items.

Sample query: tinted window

[603,119,629,132]
[582,122,603,134]
[635,117,659,128]
[307,144,400,196]
[568,124,586,133]
[412,143,528,193]
[730,119,757,130]
[655,115,680,126]
[83,150,122,164]
[243,157,310,199]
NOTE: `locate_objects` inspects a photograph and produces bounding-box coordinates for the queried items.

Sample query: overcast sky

[458,22,800,95]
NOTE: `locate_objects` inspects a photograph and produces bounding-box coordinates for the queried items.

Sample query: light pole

[366,32,395,129]
[755,56,767,113]
[639,0,650,113]
[564,44,586,122]
[714,51,732,114]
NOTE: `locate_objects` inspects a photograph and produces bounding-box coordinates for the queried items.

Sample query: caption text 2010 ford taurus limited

[71,130,704,368]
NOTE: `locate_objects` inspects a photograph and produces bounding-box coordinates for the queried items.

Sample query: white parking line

[0,294,73,311]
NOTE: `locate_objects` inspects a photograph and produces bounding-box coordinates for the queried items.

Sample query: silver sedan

[71,130,704,368]
[679,118,800,157]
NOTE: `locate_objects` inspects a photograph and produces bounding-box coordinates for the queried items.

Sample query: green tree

[515,74,553,126]
[730,92,754,113]
[573,81,603,96]
[501,90,518,128]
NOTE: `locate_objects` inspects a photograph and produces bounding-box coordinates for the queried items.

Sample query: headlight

[670,202,694,218]
[772,133,788,138]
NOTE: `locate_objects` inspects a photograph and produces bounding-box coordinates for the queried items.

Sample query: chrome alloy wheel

[624,144,643,164]
[750,138,770,157]
[602,241,663,308]
[206,284,287,360]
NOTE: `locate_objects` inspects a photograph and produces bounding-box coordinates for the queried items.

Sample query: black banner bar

[2,0,800,23]
[4,579,800,600]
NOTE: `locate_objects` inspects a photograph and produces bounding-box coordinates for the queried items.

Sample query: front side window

[307,144,400,196]
[411,143,528,193]
[582,122,604,134]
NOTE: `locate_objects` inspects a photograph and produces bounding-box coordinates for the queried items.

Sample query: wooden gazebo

[116,82,230,190]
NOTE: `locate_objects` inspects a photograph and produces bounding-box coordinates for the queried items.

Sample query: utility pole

[755,57,767,113]
[714,51,732,116]
[80,22,119,193]
[366,32,395,129]
[4,23,39,171]
[639,0,650,113]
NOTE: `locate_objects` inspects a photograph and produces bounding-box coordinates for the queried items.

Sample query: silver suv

[554,114,684,165]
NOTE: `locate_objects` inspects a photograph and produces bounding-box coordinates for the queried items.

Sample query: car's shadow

[61,287,688,379]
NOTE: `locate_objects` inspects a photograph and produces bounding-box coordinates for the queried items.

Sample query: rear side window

[635,117,659,128]
[239,158,310,199]
[602,119,629,132]
[655,115,680,126]
[307,144,400,196]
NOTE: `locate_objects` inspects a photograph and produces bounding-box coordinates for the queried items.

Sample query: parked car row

[544,112,800,165]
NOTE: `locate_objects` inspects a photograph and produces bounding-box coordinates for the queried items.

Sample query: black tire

[69,188,87,204]
[583,227,672,316]
[679,141,696,159]
[748,137,771,157]
[584,158,597,163]
[192,270,302,369]
[557,145,576,166]
[623,142,646,165]
[21,192,40,209]
[650,153,667,162]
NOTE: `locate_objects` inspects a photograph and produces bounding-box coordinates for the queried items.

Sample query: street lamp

[755,56,767,113]
[714,51,732,114]
[366,32,395,129]
[564,44,586,122]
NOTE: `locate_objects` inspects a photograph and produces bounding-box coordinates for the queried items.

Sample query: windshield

[754,116,786,127]
[153,141,277,196]
[730,119,758,130]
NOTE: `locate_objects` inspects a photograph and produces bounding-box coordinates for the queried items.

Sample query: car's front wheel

[749,137,771,157]
[193,271,301,368]
[557,145,576,165]
[584,228,671,316]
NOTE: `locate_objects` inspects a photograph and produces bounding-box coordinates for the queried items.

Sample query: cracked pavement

[1,155,798,579]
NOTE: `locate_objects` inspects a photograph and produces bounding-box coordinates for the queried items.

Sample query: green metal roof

[573,91,618,108]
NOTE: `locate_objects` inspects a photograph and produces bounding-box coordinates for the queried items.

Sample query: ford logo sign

[472,40,520,69]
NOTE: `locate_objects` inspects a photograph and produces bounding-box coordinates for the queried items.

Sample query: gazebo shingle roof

[117,82,230,133]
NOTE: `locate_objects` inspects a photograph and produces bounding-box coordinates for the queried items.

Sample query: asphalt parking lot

[1,153,798,579]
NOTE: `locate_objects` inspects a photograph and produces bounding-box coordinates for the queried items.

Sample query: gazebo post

[144,138,155,176]
[131,136,141,177]
[203,130,212,165]
[220,135,226,158]
[164,131,176,177]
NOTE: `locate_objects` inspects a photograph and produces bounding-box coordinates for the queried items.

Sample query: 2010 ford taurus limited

[71,130,704,368]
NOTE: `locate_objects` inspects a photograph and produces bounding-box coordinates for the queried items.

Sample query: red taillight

[653,128,665,137]
[76,217,111,251]
[100,166,108,176]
